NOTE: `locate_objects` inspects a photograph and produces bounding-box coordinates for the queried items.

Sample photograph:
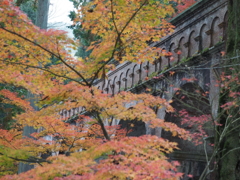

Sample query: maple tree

[69,0,200,59]
[0,0,201,179]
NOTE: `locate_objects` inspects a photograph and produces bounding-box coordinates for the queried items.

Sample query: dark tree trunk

[18,0,49,174]
[35,0,49,29]
[217,1,240,179]
[226,0,240,55]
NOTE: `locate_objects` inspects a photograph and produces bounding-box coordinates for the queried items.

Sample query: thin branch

[203,138,209,163]
[89,0,149,85]
[0,26,90,86]
[110,0,119,35]
[220,147,240,160]
[119,0,148,35]
[1,60,85,86]
[94,112,110,141]
[65,137,77,155]
[0,152,51,164]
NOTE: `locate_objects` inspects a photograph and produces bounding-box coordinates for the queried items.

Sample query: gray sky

[48,0,74,37]
[48,0,77,56]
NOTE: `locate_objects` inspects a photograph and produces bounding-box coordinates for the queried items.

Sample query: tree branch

[1,60,85,86]
[0,152,51,164]
[110,0,119,35]
[0,26,90,86]
[89,0,149,85]
[95,112,110,141]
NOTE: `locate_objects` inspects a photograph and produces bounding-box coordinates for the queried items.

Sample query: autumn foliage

[175,0,199,14]
[0,0,199,179]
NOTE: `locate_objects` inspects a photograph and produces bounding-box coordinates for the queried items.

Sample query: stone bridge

[95,0,227,94]
[62,0,227,179]
[64,0,226,121]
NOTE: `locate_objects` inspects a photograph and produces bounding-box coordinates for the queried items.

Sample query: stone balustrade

[94,0,227,95]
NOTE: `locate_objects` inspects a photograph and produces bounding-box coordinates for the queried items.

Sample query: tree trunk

[35,0,49,29]
[18,0,49,174]
[217,0,240,179]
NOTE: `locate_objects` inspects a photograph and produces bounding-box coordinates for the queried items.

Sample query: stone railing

[95,0,227,94]
[60,0,227,120]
